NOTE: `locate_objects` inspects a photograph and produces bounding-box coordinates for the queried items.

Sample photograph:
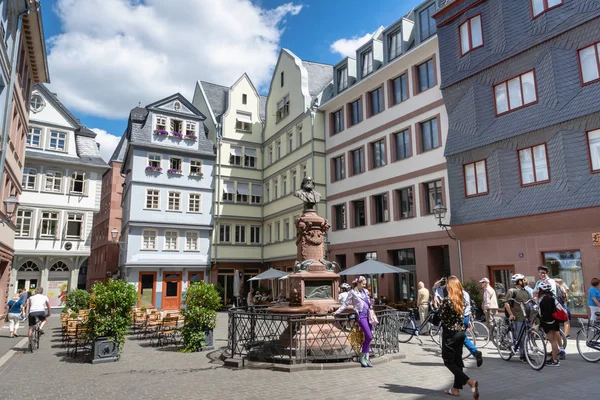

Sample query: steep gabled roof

[110,133,128,163]
[200,81,229,121]
[301,60,334,99]
[259,96,267,121]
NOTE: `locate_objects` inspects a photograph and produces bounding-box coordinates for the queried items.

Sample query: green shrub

[180,281,221,353]
[66,289,90,313]
[463,279,483,316]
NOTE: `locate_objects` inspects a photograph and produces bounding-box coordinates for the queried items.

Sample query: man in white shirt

[533,265,557,297]
[480,277,498,329]
[26,287,51,338]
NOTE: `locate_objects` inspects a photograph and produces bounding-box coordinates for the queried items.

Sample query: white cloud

[330,33,373,58]
[47,0,303,119]
[91,128,121,162]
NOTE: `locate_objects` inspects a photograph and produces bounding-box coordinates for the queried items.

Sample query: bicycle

[496,299,547,371]
[29,318,42,353]
[576,312,600,363]
[397,306,441,345]
[468,302,490,348]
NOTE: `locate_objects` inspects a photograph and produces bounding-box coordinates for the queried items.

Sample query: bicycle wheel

[36,327,40,350]
[525,329,547,371]
[398,317,415,343]
[29,336,34,353]
[430,323,442,346]
[471,321,490,348]
[576,328,600,363]
[497,328,514,361]
[462,329,476,360]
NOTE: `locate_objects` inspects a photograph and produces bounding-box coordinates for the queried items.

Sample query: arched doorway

[16,261,41,294]
[48,261,70,308]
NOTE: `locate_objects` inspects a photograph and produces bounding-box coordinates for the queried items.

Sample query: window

[352,147,365,175]
[185,121,196,136]
[190,160,202,176]
[362,50,373,77]
[170,118,183,134]
[66,213,83,239]
[276,140,281,160]
[16,210,33,237]
[542,251,586,316]
[266,185,270,203]
[251,184,262,204]
[394,129,411,161]
[148,154,161,168]
[244,148,257,168]
[578,42,600,85]
[301,164,307,178]
[282,174,287,195]
[420,118,439,152]
[220,224,231,243]
[146,189,160,209]
[369,87,384,116]
[287,132,293,153]
[273,178,278,199]
[425,180,443,214]
[237,183,249,203]
[165,230,179,250]
[27,127,41,147]
[291,170,297,191]
[588,129,600,171]
[281,219,288,240]
[332,109,344,134]
[250,226,261,244]
[235,112,252,132]
[189,193,202,212]
[389,29,402,60]
[464,160,488,196]
[494,70,537,115]
[185,232,199,251]
[419,3,437,41]
[223,182,234,202]
[173,101,181,111]
[518,144,549,185]
[334,204,346,230]
[391,74,408,105]
[48,132,66,151]
[371,139,386,169]
[229,146,242,166]
[396,187,414,219]
[156,116,167,131]
[281,71,284,87]
[168,191,181,211]
[459,15,483,55]
[349,98,362,126]
[268,146,273,165]
[531,0,563,18]
[353,200,366,227]
[417,59,435,93]
[70,172,86,194]
[373,193,389,223]
[275,221,281,241]
[142,229,157,250]
[242,94,247,104]
[168,158,181,173]
[40,211,59,237]
[276,95,290,122]
[235,225,246,243]
[30,93,45,112]
[44,171,62,192]
[267,224,272,243]
[337,66,348,92]
[333,156,345,181]
[297,124,303,147]
[22,168,36,190]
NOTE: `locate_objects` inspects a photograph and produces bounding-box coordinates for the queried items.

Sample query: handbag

[552,300,568,322]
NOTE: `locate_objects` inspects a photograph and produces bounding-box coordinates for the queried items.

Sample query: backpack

[555,284,566,306]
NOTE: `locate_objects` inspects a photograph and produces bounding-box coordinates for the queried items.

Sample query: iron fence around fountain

[226,306,402,365]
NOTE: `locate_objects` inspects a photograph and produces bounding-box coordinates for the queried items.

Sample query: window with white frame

[190,159,202,176]
[291,170,297,192]
[229,146,242,166]
[185,121,196,136]
[464,160,488,196]
[170,118,183,134]
[362,50,373,77]
[273,178,278,199]
[518,144,549,185]
[588,129,600,171]
[276,95,290,122]
[284,219,290,240]
[235,225,246,243]
[40,211,59,237]
[48,132,66,151]
[219,224,231,243]
[268,145,273,165]
[389,29,402,60]
[282,174,287,195]
[250,226,261,244]
[297,124,303,147]
[169,157,182,172]
[168,191,181,211]
[494,70,537,115]
[276,140,281,160]
[155,116,167,131]
[146,189,160,209]
[267,224,272,242]
[27,127,41,147]
[251,184,262,204]
[237,183,249,203]
[44,171,63,192]
[266,185,270,203]
[188,193,202,212]
[70,172,86,194]
[301,164,307,178]
[459,15,483,55]
[235,112,252,132]
[531,0,563,18]
[16,209,33,237]
[164,230,179,250]
[288,132,293,153]
[337,66,348,92]
[142,229,157,250]
[185,231,199,251]
[579,41,600,85]
[244,148,257,168]
[22,168,36,190]
[275,221,281,241]
[148,154,161,168]
[66,213,84,239]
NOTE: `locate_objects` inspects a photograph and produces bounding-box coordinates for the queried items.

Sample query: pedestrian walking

[417,282,430,333]
[588,277,600,320]
[538,282,561,367]
[480,277,498,330]
[440,276,479,399]
[4,294,25,337]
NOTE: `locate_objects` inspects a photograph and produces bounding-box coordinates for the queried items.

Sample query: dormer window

[362,50,373,78]
[337,66,348,92]
[389,29,402,60]
[170,119,183,135]
[531,0,563,18]
[459,15,483,56]
[276,95,290,122]
[419,3,437,42]
[185,121,196,135]
[71,172,86,194]
[156,116,167,131]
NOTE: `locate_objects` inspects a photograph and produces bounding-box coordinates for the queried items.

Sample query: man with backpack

[533,265,566,359]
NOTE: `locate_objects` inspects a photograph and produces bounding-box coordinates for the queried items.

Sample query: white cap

[479,277,490,283]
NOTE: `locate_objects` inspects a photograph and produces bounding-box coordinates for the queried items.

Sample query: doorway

[217,269,234,305]
[489,265,515,306]
[138,272,157,308]
[162,272,182,310]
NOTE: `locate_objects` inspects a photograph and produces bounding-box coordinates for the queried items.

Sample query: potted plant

[66,288,90,313]
[184,133,197,141]
[167,168,182,175]
[145,165,162,173]
[87,279,138,364]
[179,281,221,352]
[154,129,169,136]
[171,131,183,138]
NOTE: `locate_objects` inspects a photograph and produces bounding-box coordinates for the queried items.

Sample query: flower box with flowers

[154,129,169,136]
[171,131,183,138]
[184,134,197,141]
[124,168,132,175]
[189,172,203,178]
[167,168,182,175]
[145,166,162,173]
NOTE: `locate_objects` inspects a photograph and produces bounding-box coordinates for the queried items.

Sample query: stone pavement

[0,312,596,400]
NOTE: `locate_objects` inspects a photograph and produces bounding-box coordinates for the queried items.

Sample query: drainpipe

[260,119,265,266]
[309,108,316,212]
[0,2,32,206]
[458,239,464,282]
[212,122,223,283]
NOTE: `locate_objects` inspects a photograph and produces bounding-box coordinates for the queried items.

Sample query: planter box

[91,337,119,364]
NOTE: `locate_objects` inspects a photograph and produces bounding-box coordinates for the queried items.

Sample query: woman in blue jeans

[333,276,374,367]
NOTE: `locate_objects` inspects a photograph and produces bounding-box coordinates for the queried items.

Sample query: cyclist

[26,287,51,338]
[539,281,561,367]
[504,274,532,363]
[533,265,565,359]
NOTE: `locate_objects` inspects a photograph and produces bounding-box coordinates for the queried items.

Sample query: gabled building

[119,94,215,310]
[434,0,600,315]
[11,84,107,307]
[320,0,458,302]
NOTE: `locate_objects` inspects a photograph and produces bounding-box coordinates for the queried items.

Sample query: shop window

[543,251,585,316]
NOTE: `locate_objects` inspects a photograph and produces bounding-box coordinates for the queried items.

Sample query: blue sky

[40,0,423,159]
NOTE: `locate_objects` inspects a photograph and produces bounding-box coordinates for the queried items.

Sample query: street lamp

[432,200,456,240]
[1,195,19,225]
[111,228,119,244]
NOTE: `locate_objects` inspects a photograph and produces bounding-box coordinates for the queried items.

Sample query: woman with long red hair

[440,276,479,399]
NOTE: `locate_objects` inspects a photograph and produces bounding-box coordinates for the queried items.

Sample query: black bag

[430,307,441,326]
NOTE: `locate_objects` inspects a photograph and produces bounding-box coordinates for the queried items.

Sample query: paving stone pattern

[0,313,596,400]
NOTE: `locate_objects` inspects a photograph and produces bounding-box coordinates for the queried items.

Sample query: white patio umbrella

[249,268,289,298]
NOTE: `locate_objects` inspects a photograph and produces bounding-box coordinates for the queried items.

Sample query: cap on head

[479,277,490,283]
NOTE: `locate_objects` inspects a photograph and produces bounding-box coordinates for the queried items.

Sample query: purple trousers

[356,316,373,353]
